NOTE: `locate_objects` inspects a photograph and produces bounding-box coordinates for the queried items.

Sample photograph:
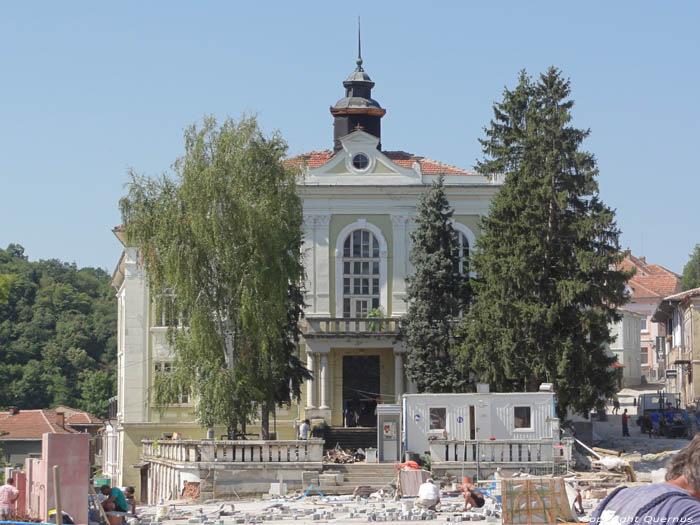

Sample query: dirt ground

[590,383,695,480]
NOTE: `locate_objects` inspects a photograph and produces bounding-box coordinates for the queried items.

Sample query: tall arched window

[342,230,380,317]
[455,231,470,275]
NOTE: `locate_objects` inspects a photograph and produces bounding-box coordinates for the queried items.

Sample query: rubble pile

[323,444,366,464]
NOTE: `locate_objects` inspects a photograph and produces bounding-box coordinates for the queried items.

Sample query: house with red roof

[619,254,682,382]
[110,47,504,497]
[0,406,102,467]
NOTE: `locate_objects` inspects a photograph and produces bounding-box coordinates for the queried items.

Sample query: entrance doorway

[342,355,380,427]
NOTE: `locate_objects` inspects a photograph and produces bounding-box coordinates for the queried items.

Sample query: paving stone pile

[132,494,501,524]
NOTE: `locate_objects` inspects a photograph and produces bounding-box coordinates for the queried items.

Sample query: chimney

[56,411,65,428]
[640,256,646,263]
[8,406,19,416]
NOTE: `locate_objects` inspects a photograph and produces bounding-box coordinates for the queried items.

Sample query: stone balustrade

[429,438,573,478]
[142,438,324,464]
[302,317,399,337]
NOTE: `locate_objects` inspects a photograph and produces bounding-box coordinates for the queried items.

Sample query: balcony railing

[142,439,324,464]
[301,317,400,338]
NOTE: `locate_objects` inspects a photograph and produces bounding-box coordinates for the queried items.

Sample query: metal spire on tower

[356,16,363,71]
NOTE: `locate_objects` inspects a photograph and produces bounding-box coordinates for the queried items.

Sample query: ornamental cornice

[302,214,331,229]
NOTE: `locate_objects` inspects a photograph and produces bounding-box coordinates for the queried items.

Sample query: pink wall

[24,457,46,521]
[14,471,27,516]
[42,433,89,525]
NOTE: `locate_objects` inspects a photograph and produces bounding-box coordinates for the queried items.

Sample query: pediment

[306,130,421,185]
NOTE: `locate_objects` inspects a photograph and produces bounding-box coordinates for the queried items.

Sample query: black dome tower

[330,22,386,152]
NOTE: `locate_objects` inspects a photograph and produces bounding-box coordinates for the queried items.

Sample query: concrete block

[302,471,319,486]
[268,482,287,496]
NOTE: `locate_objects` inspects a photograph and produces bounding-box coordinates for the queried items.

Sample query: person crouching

[416,478,440,510]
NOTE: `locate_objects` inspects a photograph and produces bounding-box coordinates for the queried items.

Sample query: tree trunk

[261,401,270,440]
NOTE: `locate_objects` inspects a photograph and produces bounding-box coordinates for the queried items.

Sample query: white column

[301,216,315,311]
[314,215,331,315]
[391,215,409,315]
[306,351,317,409]
[405,217,417,279]
[394,352,405,401]
[320,353,330,409]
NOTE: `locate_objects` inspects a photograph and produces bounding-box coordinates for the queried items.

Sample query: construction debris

[323,444,367,464]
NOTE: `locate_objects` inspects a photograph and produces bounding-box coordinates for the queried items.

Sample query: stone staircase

[320,463,399,495]
[323,427,377,451]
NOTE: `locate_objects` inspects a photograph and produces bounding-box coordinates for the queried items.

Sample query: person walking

[0,478,19,521]
[298,419,310,440]
[612,394,620,415]
[622,409,630,437]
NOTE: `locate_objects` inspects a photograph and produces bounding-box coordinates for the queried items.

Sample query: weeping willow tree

[119,115,310,438]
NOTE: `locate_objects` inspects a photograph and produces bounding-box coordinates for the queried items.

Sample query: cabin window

[514,406,532,429]
[429,407,447,430]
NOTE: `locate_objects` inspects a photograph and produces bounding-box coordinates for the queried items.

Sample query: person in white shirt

[298,419,310,440]
[0,478,19,521]
[416,478,440,510]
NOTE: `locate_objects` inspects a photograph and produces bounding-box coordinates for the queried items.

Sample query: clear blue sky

[1,2,698,275]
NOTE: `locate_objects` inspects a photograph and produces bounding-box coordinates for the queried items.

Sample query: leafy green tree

[457,68,632,417]
[0,274,12,305]
[682,245,700,291]
[400,175,471,392]
[0,244,116,411]
[79,370,115,418]
[119,115,309,437]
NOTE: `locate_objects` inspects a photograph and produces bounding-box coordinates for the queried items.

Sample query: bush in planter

[311,421,329,439]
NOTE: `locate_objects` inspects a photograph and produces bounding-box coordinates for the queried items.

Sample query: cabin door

[474,399,491,439]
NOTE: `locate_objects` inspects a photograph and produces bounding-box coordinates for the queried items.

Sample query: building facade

[110,55,502,495]
[619,254,681,382]
[653,288,700,407]
[606,310,642,387]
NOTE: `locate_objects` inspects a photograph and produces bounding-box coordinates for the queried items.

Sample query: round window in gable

[352,153,370,171]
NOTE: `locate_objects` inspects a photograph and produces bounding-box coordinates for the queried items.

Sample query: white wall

[402,393,556,455]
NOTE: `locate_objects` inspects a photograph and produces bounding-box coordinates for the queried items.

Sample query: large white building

[108,52,503,495]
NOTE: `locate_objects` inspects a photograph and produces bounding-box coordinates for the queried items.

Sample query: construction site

[2,384,695,525]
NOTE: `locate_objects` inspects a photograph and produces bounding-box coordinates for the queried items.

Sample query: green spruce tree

[400,175,470,393]
[457,68,632,417]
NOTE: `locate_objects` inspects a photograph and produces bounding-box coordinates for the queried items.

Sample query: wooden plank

[592,446,622,457]
[502,477,574,524]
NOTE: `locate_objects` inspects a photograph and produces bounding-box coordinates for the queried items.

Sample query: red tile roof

[53,405,103,426]
[0,407,101,440]
[285,150,334,170]
[285,150,477,175]
[663,287,700,302]
[619,254,681,298]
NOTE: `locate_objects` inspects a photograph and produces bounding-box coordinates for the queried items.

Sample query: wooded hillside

[0,244,116,417]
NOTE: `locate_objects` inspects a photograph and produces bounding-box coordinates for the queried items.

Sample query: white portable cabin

[402,392,557,456]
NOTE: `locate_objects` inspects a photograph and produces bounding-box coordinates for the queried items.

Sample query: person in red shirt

[622,408,630,437]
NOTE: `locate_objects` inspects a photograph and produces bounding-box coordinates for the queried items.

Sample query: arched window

[455,231,470,275]
[342,230,380,317]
